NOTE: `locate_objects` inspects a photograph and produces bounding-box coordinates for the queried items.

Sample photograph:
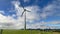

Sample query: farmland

[0,29,60,34]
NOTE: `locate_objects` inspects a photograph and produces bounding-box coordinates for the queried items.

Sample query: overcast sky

[0,0,60,29]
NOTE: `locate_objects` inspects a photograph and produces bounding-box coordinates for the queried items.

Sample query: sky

[0,0,60,29]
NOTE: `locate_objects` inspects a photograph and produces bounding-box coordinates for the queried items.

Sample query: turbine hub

[24,9,26,11]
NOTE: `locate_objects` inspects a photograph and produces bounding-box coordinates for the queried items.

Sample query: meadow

[0,29,60,34]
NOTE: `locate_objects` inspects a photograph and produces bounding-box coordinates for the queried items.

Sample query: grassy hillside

[0,30,60,34]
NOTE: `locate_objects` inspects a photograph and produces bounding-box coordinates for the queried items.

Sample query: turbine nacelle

[24,9,31,12]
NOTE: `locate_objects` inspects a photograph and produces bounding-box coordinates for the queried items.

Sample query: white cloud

[39,1,60,28]
[12,1,40,20]
[46,21,60,29]
[11,0,42,29]
[0,11,5,14]
[50,21,60,24]
[0,13,24,29]
[0,0,40,29]
[26,21,60,29]
[24,0,60,29]
[39,0,60,19]
[25,6,40,21]
[0,10,24,29]
[26,21,48,29]
[0,0,60,29]
[42,5,54,17]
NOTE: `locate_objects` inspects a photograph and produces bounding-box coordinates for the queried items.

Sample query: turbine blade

[19,0,24,10]
[21,11,25,17]
[21,3,24,10]
[26,10,31,12]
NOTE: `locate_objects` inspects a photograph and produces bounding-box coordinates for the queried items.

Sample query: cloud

[0,11,5,14]
[12,1,41,29]
[26,21,47,29]
[26,21,60,29]
[45,21,60,29]
[0,0,60,29]
[12,1,40,20]
[0,0,40,29]
[0,11,24,29]
[39,0,60,19]
[0,12,24,29]
[25,6,40,21]
[26,0,60,29]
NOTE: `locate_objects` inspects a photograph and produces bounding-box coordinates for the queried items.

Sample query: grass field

[0,30,60,34]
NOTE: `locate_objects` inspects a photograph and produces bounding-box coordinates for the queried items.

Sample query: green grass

[0,30,60,34]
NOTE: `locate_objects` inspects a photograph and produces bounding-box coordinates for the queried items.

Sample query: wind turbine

[21,7,31,30]
[15,0,31,30]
